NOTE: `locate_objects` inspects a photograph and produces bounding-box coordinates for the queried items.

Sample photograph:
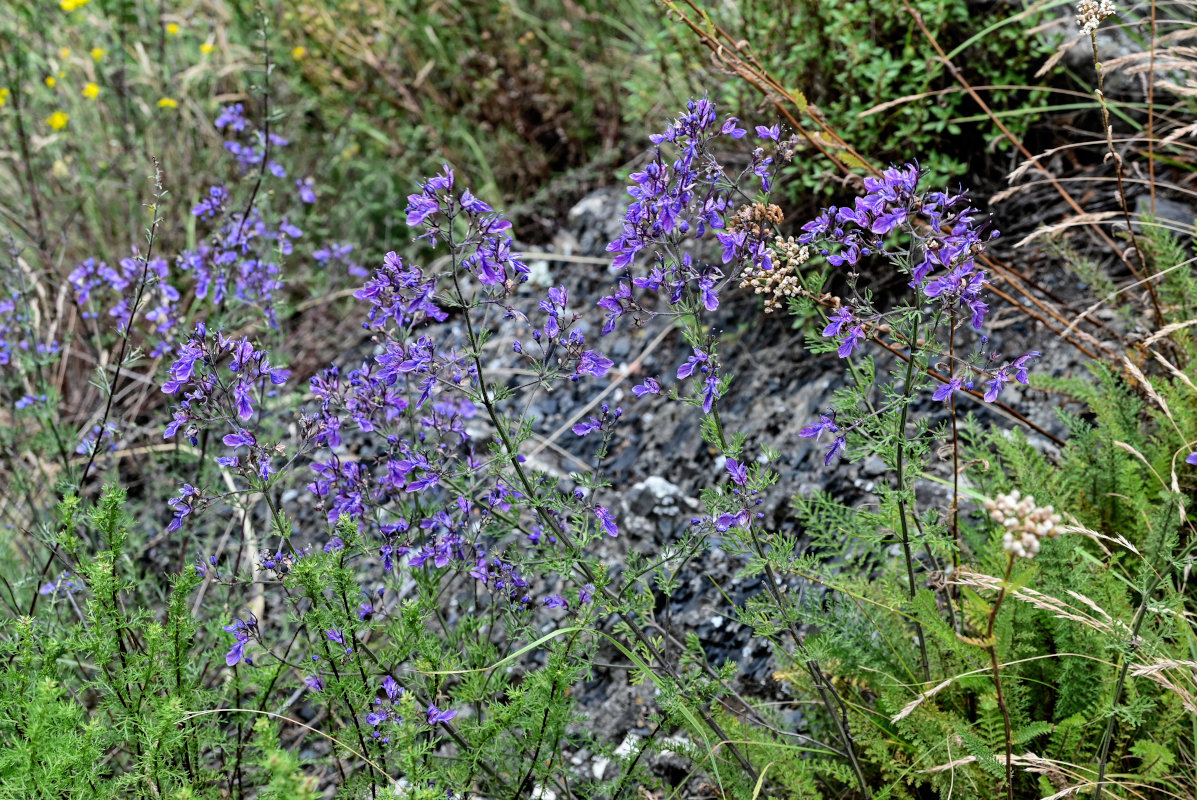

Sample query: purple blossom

[304,675,324,692]
[222,429,256,448]
[1009,351,1040,384]
[576,350,614,378]
[932,377,964,403]
[427,704,458,725]
[594,505,619,537]
[572,417,602,437]
[715,510,750,531]
[677,348,708,379]
[837,325,865,358]
[544,594,568,610]
[1187,453,1197,466]
[725,458,748,486]
[800,413,839,441]
[824,436,848,466]
[632,377,661,397]
[755,124,780,141]
[822,307,854,338]
[984,369,1010,403]
[223,613,256,667]
[702,372,720,413]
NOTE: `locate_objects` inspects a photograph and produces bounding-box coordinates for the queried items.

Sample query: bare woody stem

[1089,33,1165,329]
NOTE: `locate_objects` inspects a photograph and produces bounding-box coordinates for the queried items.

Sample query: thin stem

[948,312,962,629]
[986,555,1016,800]
[1089,32,1165,329]
[895,317,931,683]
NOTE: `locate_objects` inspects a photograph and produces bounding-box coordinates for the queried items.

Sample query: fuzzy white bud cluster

[740,237,808,313]
[984,490,1063,558]
[1076,0,1115,35]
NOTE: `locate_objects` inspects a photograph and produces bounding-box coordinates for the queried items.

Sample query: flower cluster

[223,611,259,667]
[162,324,289,484]
[364,675,406,742]
[69,253,180,356]
[215,103,288,177]
[0,289,58,367]
[984,490,1063,558]
[739,237,808,313]
[510,284,615,381]
[1075,0,1115,34]
[800,163,996,333]
[598,98,785,334]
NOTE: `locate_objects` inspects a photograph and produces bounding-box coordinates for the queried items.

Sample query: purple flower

[222,429,256,448]
[755,124,780,141]
[383,676,402,702]
[223,614,256,667]
[544,594,568,610]
[325,629,352,654]
[824,436,847,466]
[427,704,458,725]
[406,195,440,227]
[715,510,750,531]
[576,350,614,378]
[572,417,602,437]
[837,325,865,358]
[677,348,708,379]
[799,413,839,441]
[632,377,661,397]
[1187,452,1197,466]
[579,584,595,604]
[932,377,964,403]
[594,505,619,537]
[702,372,720,413]
[721,117,747,138]
[304,675,324,692]
[984,368,1010,402]
[725,458,748,486]
[822,307,854,338]
[1009,351,1040,384]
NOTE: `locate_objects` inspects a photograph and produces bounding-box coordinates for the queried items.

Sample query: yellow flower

[59,47,71,59]
[166,22,180,35]
[90,47,106,62]
[44,76,56,88]
[46,111,69,131]
[200,42,215,55]
[291,46,306,60]
[60,0,92,9]
[82,82,99,99]
[157,97,178,109]
[0,88,8,107]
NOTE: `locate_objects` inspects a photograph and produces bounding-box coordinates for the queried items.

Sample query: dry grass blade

[890,679,952,722]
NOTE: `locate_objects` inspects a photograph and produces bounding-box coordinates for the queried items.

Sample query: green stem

[986,555,1016,800]
[895,317,931,682]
